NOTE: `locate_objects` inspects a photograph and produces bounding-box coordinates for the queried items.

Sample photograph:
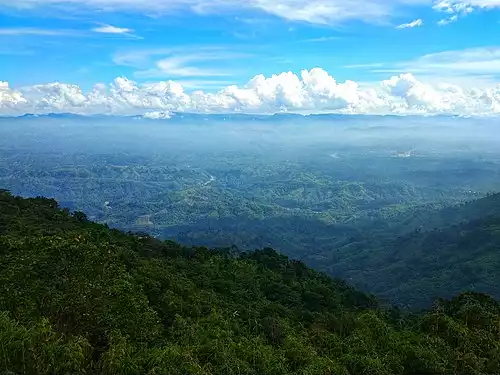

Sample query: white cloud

[433,1,474,13]
[396,18,424,28]
[92,24,133,34]
[437,14,459,24]
[355,47,500,90]
[298,36,340,43]
[0,0,433,25]
[142,110,173,119]
[383,72,500,113]
[0,82,28,113]
[1,68,500,117]
[114,47,248,79]
[137,54,231,78]
[4,0,500,25]
[90,24,141,38]
[371,47,500,78]
[0,27,78,36]
[432,0,500,14]
[0,26,138,38]
[433,0,500,23]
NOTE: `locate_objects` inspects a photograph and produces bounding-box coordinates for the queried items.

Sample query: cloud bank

[1,69,500,117]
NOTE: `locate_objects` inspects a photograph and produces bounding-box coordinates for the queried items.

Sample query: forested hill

[379,192,500,234]
[2,190,500,374]
[307,192,500,309]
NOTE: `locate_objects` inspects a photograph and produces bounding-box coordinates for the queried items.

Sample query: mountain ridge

[2,189,500,374]
[305,192,500,309]
[2,112,478,121]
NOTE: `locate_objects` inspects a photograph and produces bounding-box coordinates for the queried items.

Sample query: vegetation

[305,192,500,309]
[3,118,500,313]
[2,190,500,374]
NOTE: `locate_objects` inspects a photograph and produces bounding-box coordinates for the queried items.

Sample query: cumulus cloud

[142,111,173,119]
[1,69,500,117]
[383,73,500,114]
[432,0,498,23]
[0,82,28,114]
[396,18,424,28]
[433,1,474,14]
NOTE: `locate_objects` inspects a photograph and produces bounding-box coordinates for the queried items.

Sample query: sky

[1,0,500,116]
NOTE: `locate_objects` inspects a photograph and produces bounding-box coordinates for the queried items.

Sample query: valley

[1,114,500,307]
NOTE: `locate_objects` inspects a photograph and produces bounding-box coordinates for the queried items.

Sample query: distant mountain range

[4,112,471,122]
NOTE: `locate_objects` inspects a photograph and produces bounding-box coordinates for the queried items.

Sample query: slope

[307,193,500,309]
[2,189,500,375]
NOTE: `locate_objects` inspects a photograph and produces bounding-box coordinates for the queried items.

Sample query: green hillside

[307,193,500,309]
[372,192,500,234]
[2,189,500,374]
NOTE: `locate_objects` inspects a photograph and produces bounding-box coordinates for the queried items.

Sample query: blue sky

[1,1,500,116]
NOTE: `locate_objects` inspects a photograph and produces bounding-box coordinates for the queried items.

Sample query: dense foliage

[2,190,500,374]
[305,193,500,308]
